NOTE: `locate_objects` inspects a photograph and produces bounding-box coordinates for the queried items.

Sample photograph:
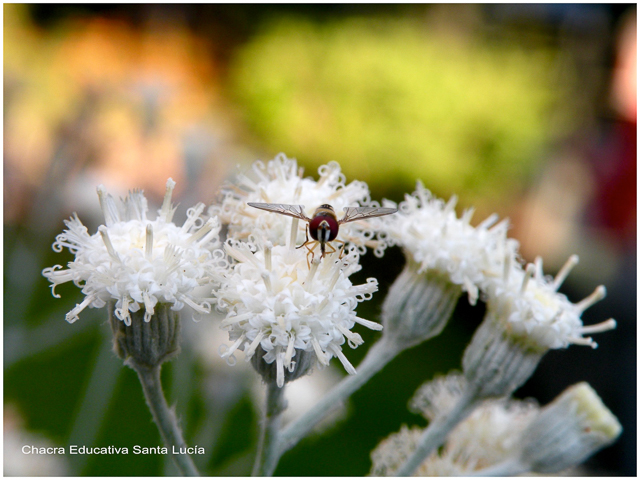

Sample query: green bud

[110,301,181,369]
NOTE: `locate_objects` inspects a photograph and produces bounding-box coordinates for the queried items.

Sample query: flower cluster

[411,374,539,472]
[208,154,391,383]
[485,255,615,350]
[42,161,616,378]
[210,153,390,256]
[381,180,517,305]
[215,239,381,387]
[42,179,226,325]
[44,159,389,384]
[380,181,614,352]
[40,156,620,476]
[371,374,620,476]
[371,374,539,476]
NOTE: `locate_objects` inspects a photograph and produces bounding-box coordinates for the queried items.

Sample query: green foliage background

[229,15,569,205]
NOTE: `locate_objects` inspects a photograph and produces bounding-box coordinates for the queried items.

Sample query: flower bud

[110,302,181,369]
[382,259,461,349]
[250,345,316,387]
[519,382,622,473]
[462,312,544,399]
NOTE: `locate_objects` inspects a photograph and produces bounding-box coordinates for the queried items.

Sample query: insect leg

[295,225,310,250]
[334,240,347,259]
[322,242,337,258]
[304,241,318,269]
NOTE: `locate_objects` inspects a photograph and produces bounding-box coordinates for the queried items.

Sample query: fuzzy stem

[133,363,199,476]
[252,382,287,476]
[275,338,402,462]
[395,387,480,476]
[264,266,460,473]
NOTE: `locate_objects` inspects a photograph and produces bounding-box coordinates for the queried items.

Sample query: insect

[247,202,397,266]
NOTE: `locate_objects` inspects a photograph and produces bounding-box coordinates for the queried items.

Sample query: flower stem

[275,338,402,462]
[252,382,287,476]
[133,363,199,476]
[395,386,479,476]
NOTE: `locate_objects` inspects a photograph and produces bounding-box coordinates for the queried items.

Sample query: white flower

[370,425,431,476]
[382,181,615,351]
[215,239,381,387]
[42,179,226,325]
[381,181,519,305]
[468,382,622,476]
[486,255,616,350]
[415,374,538,473]
[370,374,539,476]
[210,153,389,257]
[409,372,468,421]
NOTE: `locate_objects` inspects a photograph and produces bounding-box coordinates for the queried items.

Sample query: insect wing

[247,203,310,221]
[338,206,398,224]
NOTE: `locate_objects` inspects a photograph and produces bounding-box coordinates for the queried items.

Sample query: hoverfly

[247,202,397,266]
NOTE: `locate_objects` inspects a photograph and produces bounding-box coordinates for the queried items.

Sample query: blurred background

[4,4,635,476]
